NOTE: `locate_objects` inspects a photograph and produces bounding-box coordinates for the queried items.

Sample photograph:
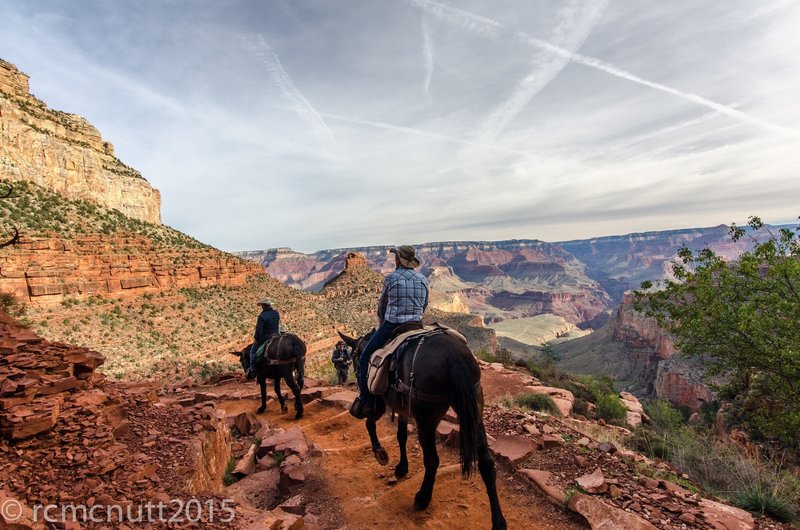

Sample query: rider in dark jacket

[331,340,352,385]
[248,297,280,379]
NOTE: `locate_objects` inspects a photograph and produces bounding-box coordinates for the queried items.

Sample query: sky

[1,0,798,253]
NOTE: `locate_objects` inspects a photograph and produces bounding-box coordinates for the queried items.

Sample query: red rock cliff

[0,234,263,305]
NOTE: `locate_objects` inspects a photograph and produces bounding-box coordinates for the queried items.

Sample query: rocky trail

[215,385,586,530]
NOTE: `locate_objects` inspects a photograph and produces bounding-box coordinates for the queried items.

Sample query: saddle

[366,323,467,396]
[253,333,294,366]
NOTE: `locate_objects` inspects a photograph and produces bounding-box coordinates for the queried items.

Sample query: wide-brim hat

[258,297,274,306]
[390,245,420,268]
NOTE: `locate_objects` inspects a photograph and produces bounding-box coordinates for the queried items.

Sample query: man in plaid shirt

[350,245,429,419]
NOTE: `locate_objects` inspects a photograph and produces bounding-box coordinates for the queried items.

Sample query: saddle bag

[367,347,393,395]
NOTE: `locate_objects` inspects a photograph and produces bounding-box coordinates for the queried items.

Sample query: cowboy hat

[258,297,274,306]
[390,245,420,268]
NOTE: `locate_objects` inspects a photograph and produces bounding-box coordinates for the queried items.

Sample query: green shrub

[514,392,561,416]
[475,350,494,363]
[645,400,685,434]
[733,486,797,522]
[596,393,627,421]
[222,457,238,486]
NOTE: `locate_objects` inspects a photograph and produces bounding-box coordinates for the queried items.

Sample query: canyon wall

[0,234,263,305]
[242,240,611,326]
[555,293,715,409]
[0,59,161,223]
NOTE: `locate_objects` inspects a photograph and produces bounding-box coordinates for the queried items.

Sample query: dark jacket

[331,346,351,365]
[254,308,280,345]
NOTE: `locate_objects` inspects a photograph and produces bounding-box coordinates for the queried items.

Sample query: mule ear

[337,330,357,348]
[229,351,242,356]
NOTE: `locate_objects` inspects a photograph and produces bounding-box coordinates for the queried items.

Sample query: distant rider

[331,340,352,385]
[248,297,280,379]
[350,245,429,419]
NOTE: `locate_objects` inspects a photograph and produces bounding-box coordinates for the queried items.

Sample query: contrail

[320,112,542,159]
[251,35,337,146]
[475,0,609,143]
[421,13,435,97]
[403,0,798,137]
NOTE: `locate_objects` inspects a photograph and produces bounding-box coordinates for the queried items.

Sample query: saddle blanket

[367,323,467,395]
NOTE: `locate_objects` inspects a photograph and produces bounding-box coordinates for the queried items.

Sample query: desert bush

[733,485,797,523]
[514,392,561,416]
[595,393,627,421]
[645,399,685,433]
[0,292,25,317]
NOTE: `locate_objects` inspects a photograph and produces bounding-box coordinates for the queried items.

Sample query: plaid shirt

[378,267,429,324]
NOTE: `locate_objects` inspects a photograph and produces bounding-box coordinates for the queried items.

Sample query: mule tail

[294,340,306,390]
[450,355,482,478]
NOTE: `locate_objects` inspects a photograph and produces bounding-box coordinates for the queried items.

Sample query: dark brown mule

[231,334,306,419]
[338,330,507,530]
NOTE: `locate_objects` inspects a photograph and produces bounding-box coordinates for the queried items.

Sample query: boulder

[568,493,658,530]
[321,390,358,410]
[226,469,281,510]
[576,468,608,494]
[233,444,258,477]
[524,385,574,417]
[257,427,308,458]
[698,498,755,530]
[488,435,535,468]
[517,469,565,505]
[300,387,338,404]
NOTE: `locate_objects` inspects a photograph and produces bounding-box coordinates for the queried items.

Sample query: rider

[247,297,280,379]
[350,245,429,419]
[331,340,352,385]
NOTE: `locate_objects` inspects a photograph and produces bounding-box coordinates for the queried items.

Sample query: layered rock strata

[0,58,161,223]
[0,234,263,305]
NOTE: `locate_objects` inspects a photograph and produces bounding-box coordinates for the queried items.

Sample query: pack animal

[232,333,306,419]
[339,329,507,530]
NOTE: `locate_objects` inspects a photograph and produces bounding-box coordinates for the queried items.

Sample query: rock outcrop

[0,58,161,223]
[0,234,262,305]
[0,310,237,527]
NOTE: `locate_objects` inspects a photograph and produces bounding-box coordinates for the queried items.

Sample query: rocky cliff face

[554,293,715,409]
[0,59,161,223]
[556,225,772,305]
[0,234,262,305]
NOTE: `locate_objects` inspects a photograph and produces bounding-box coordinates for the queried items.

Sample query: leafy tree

[634,216,800,445]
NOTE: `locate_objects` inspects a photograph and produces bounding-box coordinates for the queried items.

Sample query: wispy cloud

[421,13,435,98]
[249,34,337,147]
[405,0,799,137]
[320,112,543,159]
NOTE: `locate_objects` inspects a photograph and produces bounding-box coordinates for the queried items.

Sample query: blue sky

[1,0,798,252]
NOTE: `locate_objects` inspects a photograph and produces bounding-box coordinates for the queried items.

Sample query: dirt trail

[219,392,586,530]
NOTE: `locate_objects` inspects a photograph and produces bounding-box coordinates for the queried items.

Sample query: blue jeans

[358,321,402,403]
[249,343,258,371]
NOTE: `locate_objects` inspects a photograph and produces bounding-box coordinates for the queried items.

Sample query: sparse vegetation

[0,178,210,249]
[627,400,800,522]
[514,392,561,416]
[222,457,239,486]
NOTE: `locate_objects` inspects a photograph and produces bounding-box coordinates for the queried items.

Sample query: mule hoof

[294,410,304,420]
[281,406,289,414]
[413,491,431,511]
[394,463,408,479]
[373,447,389,466]
[257,406,266,414]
